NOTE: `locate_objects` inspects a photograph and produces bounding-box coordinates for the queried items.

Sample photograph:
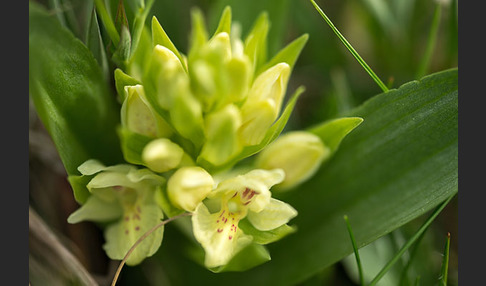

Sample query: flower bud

[151,45,186,109]
[239,63,290,146]
[121,85,172,138]
[167,166,214,212]
[255,131,330,190]
[199,104,242,166]
[141,138,184,173]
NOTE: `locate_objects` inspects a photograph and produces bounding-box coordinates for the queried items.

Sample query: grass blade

[309,0,389,93]
[344,215,365,286]
[368,194,455,286]
[416,2,442,78]
[439,232,451,286]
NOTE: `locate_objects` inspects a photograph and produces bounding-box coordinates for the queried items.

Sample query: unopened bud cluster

[69,6,330,271]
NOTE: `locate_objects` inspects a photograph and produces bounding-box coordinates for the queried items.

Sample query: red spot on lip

[135,226,140,231]
[125,230,129,235]
[242,188,251,198]
[217,228,223,233]
[228,236,233,240]
[124,216,129,221]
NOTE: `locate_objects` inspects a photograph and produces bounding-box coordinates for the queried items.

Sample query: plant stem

[111,212,193,286]
[94,0,120,46]
[310,0,389,93]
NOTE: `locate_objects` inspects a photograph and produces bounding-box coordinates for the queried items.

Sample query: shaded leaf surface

[29,2,123,175]
[157,69,458,285]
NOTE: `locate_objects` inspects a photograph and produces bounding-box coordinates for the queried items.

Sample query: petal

[67,194,123,224]
[243,168,285,189]
[247,198,297,231]
[167,167,214,212]
[77,159,134,176]
[103,203,164,266]
[192,203,252,268]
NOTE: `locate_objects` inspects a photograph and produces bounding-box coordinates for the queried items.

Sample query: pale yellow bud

[199,104,243,166]
[121,85,172,138]
[141,138,184,173]
[167,166,214,212]
[239,63,291,146]
[256,131,330,190]
[152,45,186,109]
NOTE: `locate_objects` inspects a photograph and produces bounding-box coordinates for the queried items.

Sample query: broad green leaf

[156,68,457,285]
[29,2,123,176]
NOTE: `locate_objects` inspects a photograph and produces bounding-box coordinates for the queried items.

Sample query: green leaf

[86,8,110,82]
[213,6,232,36]
[257,34,308,76]
[114,68,141,102]
[129,0,155,59]
[309,117,364,155]
[244,11,270,75]
[67,174,93,205]
[152,16,186,71]
[29,2,123,176]
[157,68,458,285]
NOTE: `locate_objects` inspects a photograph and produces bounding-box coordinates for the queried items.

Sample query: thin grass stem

[344,215,365,286]
[94,0,120,45]
[398,225,428,286]
[439,232,451,286]
[310,0,389,93]
[111,212,192,286]
[416,2,442,79]
[368,194,455,286]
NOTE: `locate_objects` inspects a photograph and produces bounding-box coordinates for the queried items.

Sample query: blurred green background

[29,0,458,285]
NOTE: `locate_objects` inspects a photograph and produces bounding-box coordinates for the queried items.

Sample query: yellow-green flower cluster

[68,6,333,272]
